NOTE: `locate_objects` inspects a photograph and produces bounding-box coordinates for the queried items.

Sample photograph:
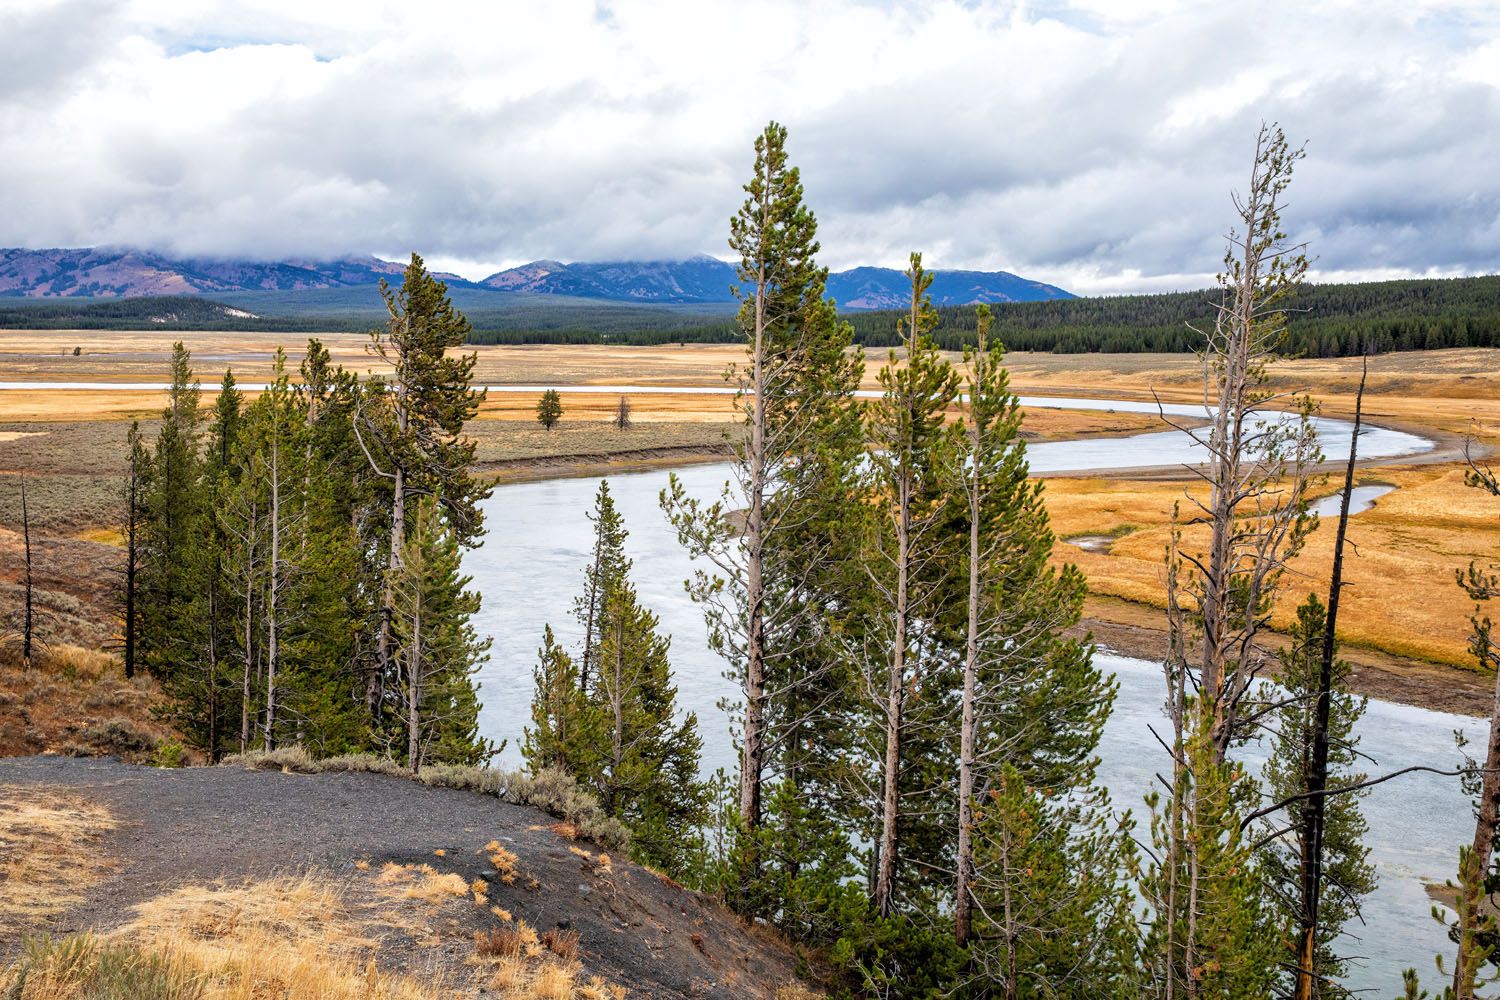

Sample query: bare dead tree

[1294,353,1367,1000]
[1151,122,1320,1000]
[1158,122,1320,763]
[614,395,632,431]
[19,473,35,671]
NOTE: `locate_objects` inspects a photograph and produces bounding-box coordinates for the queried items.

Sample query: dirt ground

[0,755,805,997]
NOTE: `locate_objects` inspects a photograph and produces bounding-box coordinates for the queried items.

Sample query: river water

[465,401,1466,991]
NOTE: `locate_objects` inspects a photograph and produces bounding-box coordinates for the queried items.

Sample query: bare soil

[0,755,806,998]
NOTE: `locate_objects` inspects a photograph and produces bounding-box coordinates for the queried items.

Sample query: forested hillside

[3,275,1495,358]
[840,274,1500,356]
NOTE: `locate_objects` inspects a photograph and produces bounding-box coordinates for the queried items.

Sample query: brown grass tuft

[375,863,470,904]
[105,873,458,998]
[541,927,580,961]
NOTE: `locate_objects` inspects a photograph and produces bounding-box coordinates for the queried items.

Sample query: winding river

[460,396,1461,992]
[0,378,1460,987]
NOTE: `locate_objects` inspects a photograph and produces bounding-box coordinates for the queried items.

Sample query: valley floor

[0,335,1495,722]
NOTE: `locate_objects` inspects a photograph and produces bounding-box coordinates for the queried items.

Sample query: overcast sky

[2,0,1498,293]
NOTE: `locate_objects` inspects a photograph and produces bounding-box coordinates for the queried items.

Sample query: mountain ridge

[0,247,1075,308]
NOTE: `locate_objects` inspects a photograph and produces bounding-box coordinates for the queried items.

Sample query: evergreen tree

[575,480,630,695]
[854,252,961,920]
[523,625,599,775]
[141,343,214,748]
[662,120,863,911]
[116,420,148,681]
[1263,593,1376,997]
[359,254,490,725]
[139,341,205,686]
[946,305,1137,995]
[536,388,563,430]
[591,579,708,875]
[389,497,492,770]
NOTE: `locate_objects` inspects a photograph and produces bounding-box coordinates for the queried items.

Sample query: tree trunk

[1295,360,1366,1000]
[240,506,255,753]
[581,536,603,696]
[263,436,280,751]
[955,445,981,946]
[738,244,770,895]
[874,477,909,919]
[407,597,422,774]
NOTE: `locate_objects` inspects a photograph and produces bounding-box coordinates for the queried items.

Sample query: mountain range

[0,248,1074,308]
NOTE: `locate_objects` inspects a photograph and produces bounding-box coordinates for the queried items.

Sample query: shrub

[1,934,202,1000]
[220,747,316,773]
[150,740,186,769]
[316,753,407,777]
[541,927,580,961]
[82,718,158,755]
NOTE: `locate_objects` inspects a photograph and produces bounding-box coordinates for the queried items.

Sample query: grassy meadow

[0,331,1495,711]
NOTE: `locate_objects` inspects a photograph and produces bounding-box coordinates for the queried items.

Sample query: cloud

[0,0,1496,293]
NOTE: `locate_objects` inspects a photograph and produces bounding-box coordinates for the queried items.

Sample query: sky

[1,0,1498,294]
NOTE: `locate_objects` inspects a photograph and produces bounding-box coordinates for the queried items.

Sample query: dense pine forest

[3,272,1497,359]
[70,120,1500,998]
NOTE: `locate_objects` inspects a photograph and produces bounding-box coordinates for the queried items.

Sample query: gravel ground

[0,756,802,998]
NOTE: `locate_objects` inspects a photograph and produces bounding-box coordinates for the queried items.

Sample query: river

[465,401,1465,991]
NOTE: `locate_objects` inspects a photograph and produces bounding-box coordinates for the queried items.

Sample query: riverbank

[1077,595,1491,718]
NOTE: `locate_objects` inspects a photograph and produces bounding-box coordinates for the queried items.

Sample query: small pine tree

[592,579,708,874]
[1263,593,1376,996]
[536,389,563,431]
[614,395,631,431]
[575,480,630,694]
[389,497,493,771]
[523,625,598,775]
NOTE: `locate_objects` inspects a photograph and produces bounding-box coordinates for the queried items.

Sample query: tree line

[521,121,1500,998]
[119,260,493,771]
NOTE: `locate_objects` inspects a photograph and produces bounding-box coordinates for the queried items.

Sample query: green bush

[150,740,185,769]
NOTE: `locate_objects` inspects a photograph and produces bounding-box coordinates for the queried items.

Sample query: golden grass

[0,786,116,934]
[481,955,624,1000]
[1046,463,1500,668]
[375,862,470,904]
[484,840,521,884]
[110,874,463,999]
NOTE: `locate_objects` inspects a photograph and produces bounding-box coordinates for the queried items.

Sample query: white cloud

[0,0,1497,293]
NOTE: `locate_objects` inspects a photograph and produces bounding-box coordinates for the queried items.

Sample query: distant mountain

[481,255,1074,307]
[0,247,1074,307]
[0,248,465,299]
[827,266,1074,309]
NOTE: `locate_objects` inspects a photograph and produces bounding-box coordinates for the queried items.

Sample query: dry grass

[482,955,624,1000]
[0,644,174,760]
[375,862,471,904]
[104,874,464,999]
[0,786,116,935]
[484,840,521,884]
[1047,463,1500,668]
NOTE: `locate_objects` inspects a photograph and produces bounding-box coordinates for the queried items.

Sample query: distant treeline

[2,274,1497,356]
[842,275,1500,357]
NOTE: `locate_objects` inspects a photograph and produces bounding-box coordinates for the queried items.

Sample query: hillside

[0,248,467,298]
[0,754,811,998]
